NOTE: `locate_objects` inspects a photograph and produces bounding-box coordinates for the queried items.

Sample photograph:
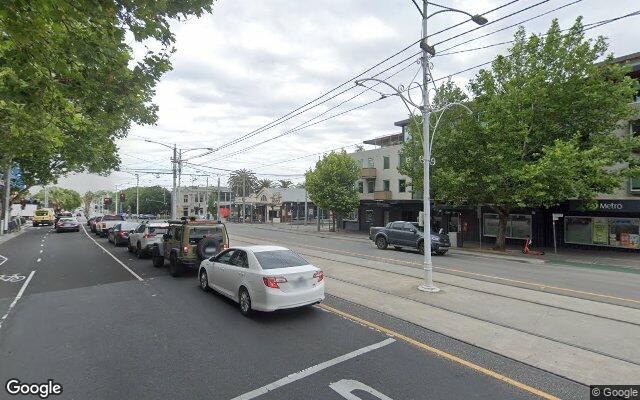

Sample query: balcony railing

[374,190,392,200]
[361,168,377,179]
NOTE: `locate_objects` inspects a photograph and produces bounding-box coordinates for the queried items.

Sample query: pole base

[418,284,441,293]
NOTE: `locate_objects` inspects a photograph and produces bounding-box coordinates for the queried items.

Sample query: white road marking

[40,244,43,247]
[0,254,7,267]
[0,270,35,330]
[39,250,43,254]
[36,258,41,263]
[330,379,394,400]
[230,338,396,400]
[81,225,143,281]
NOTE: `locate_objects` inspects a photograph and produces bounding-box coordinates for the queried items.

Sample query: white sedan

[198,245,325,316]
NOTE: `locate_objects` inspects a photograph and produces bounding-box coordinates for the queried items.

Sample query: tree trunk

[331,212,336,232]
[494,208,509,251]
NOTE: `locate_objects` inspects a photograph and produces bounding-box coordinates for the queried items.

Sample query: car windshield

[254,250,309,270]
[34,210,49,216]
[118,222,138,231]
[60,218,76,222]
[149,227,167,234]
[189,226,223,244]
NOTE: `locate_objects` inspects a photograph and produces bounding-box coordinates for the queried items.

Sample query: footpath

[241,222,639,269]
[231,224,640,386]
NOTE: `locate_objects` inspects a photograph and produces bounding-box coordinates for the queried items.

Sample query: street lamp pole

[418,0,439,292]
[135,173,140,218]
[172,144,177,219]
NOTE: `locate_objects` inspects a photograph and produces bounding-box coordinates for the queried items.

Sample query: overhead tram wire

[186,0,527,162]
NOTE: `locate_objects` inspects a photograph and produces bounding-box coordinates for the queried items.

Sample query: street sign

[552,213,563,221]
[418,211,424,227]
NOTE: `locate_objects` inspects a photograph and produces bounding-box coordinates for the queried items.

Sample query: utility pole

[317,208,321,232]
[135,173,140,218]
[242,176,246,223]
[44,186,49,208]
[216,175,221,221]
[2,164,11,233]
[304,189,308,226]
[114,186,119,215]
[172,144,177,220]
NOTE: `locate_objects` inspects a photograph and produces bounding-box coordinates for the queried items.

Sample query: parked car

[108,221,140,246]
[96,214,125,237]
[90,216,102,233]
[151,219,229,277]
[198,245,324,316]
[56,217,80,233]
[55,212,73,224]
[369,221,450,255]
[128,222,169,258]
[32,209,55,227]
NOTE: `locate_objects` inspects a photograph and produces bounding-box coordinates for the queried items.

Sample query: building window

[182,207,189,217]
[383,180,390,191]
[367,180,375,193]
[399,180,406,193]
[367,158,374,168]
[358,181,363,193]
[364,209,374,223]
[383,156,390,169]
[631,178,640,192]
[183,195,188,203]
[483,213,532,239]
[359,159,364,167]
[564,216,640,249]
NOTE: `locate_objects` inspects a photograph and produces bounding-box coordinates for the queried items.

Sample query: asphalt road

[0,225,586,399]
[226,224,640,308]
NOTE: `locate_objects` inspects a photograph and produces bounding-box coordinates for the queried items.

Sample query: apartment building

[349,126,421,231]
[176,185,234,218]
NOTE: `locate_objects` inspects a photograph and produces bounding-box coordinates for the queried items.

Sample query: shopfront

[561,200,640,250]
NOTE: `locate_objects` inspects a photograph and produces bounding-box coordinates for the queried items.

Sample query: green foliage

[400,18,639,249]
[277,180,293,188]
[305,151,359,222]
[207,190,218,217]
[228,169,257,196]
[257,179,273,189]
[34,187,81,211]
[119,186,170,215]
[0,0,216,188]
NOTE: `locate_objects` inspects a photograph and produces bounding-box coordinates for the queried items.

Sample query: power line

[186,0,526,160]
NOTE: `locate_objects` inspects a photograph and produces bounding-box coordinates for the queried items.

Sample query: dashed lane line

[0,270,36,330]
[230,338,396,400]
[81,225,143,282]
[318,304,560,400]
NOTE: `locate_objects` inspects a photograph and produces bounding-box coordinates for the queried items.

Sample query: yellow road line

[233,233,640,305]
[317,303,560,400]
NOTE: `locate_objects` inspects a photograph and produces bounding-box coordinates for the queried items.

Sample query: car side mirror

[129,230,135,233]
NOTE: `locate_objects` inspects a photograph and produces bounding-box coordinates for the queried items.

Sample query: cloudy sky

[54,0,640,194]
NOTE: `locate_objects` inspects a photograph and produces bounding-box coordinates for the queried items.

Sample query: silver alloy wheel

[240,291,250,313]
[200,271,208,290]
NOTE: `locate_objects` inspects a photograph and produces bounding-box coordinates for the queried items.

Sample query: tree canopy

[305,151,359,230]
[228,169,257,196]
[0,0,216,192]
[120,186,170,215]
[399,18,639,249]
[34,187,81,212]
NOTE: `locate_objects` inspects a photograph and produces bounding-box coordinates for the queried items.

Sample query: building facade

[175,186,234,219]
[236,187,316,223]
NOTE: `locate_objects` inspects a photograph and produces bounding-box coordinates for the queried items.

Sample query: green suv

[151,220,229,277]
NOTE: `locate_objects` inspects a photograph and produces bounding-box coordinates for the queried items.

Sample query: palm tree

[278,179,293,188]
[257,179,273,189]
[228,169,258,196]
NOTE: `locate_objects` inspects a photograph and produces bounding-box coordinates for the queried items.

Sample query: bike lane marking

[0,270,35,330]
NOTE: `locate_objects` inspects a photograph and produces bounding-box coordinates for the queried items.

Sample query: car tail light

[183,245,190,254]
[313,271,324,282]
[119,231,126,237]
[143,233,156,239]
[223,243,229,250]
[263,276,287,289]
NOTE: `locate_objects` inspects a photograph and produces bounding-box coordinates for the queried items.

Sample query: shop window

[631,177,640,193]
[483,213,531,239]
[367,180,375,193]
[383,180,390,191]
[383,156,390,169]
[609,218,640,249]
[399,180,406,193]
[358,181,363,194]
[367,158,374,168]
[564,216,592,244]
[364,209,374,223]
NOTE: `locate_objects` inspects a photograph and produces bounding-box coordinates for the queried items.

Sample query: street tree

[305,151,359,231]
[277,180,293,188]
[0,1,217,213]
[120,186,170,215]
[34,187,82,212]
[83,191,94,216]
[257,179,273,189]
[400,19,639,250]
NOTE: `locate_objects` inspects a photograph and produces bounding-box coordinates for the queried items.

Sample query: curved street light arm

[356,78,422,116]
[429,102,473,154]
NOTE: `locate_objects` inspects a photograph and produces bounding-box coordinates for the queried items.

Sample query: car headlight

[430,235,439,241]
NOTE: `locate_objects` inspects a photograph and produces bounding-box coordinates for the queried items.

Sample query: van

[32,209,55,226]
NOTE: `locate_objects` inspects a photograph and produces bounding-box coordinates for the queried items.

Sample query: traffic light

[119,192,125,203]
